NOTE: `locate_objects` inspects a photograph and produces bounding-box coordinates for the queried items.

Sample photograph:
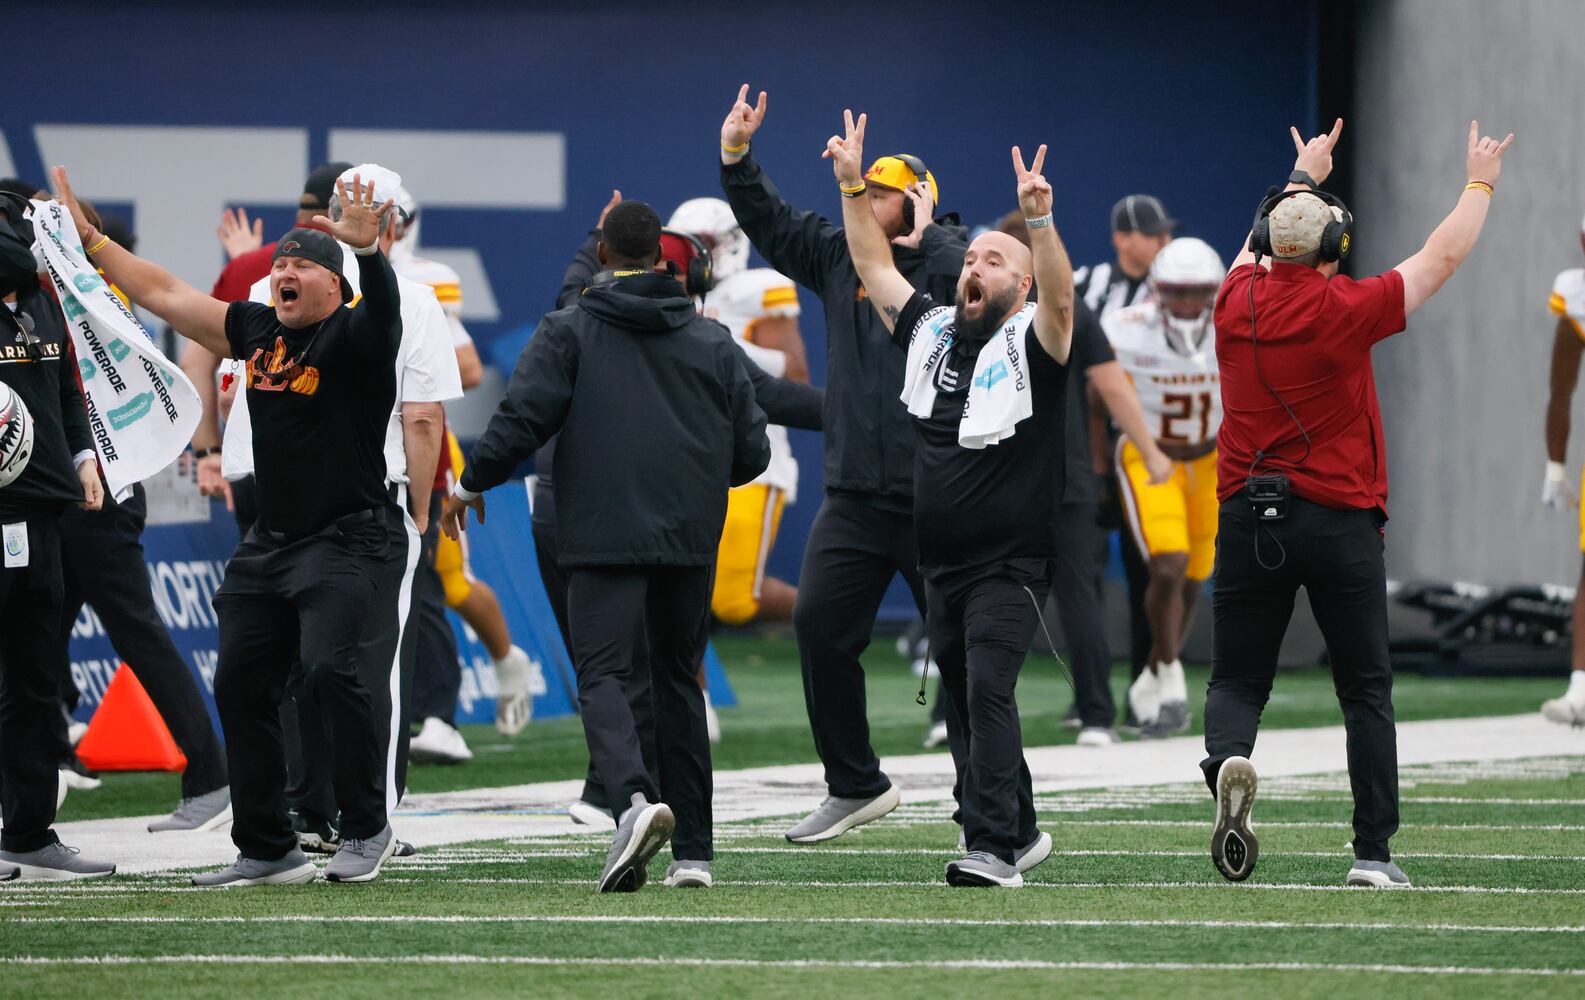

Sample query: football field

[6,639,1583,999]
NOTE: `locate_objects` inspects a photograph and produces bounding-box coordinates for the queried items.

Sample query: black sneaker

[290,810,340,855]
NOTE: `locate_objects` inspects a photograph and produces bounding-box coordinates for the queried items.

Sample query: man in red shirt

[1204,119,1513,889]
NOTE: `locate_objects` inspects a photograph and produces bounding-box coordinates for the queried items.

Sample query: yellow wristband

[839,181,867,196]
[1465,180,1493,196]
[84,233,111,255]
[721,139,749,155]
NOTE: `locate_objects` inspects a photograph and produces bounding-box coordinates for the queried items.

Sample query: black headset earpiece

[662,228,713,297]
[1251,187,1354,264]
[892,153,932,232]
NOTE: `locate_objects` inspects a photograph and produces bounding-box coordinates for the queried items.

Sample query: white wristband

[452,481,480,503]
[1546,460,1567,484]
[351,240,380,257]
[1025,214,1053,230]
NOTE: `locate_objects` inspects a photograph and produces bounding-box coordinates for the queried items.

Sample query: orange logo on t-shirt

[246,336,320,396]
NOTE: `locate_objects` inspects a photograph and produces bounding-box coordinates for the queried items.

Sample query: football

[0,381,35,490]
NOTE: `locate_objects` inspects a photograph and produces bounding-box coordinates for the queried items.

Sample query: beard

[954,283,1021,343]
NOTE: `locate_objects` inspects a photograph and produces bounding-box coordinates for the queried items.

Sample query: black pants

[1052,502,1115,728]
[1201,495,1398,862]
[929,560,1046,864]
[566,565,712,859]
[411,492,460,725]
[52,484,227,798]
[0,513,66,853]
[793,493,926,799]
[213,502,401,860]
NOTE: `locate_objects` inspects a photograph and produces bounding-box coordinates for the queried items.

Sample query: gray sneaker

[1142,701,1190,739]
[783,785,901,844]
[192,850,317,887]
[324,824,397,884]
[1347,859,1411,888]
[148,786,233,833]
[1014,830,1053,874]
[598,801,674,893]
[1,864,16,882]
[946,851,1023,888]
[663,859,712,888]
[1211,756,1259,882]
[0,842,115,881]
[393,840,418,858]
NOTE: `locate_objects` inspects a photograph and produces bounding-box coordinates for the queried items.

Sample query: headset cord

[914,585,1076,707]
[1254,523,1287,571]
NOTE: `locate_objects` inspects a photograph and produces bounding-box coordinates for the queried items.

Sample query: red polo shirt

[1214,262,1406,513]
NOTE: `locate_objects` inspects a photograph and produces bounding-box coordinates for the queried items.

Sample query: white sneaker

[1541,673,1585,727]
[67,721,88,747]
[1153,659,1191,735]
[704,692,721,745]
[1076,726,1119,746]
[60,768,101,792]
[1128,669,1162,728]
[410,717,472,764]
[493,645,533,737]
[922,719,949,748]
[568,800,617,830]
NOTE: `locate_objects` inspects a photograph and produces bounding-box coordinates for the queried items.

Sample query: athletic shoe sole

[568,802,617,830]
[1,866,17,882]
[945,861,1023,888]
[9,862,116,881]
[324,834,399,884]
[1346,867,1411,888]
[785,785,902,844]
[1015,831,1053,875]
[598,803,675,893]
[194,802,234,833]
[193,861,317,888]
[663,867,712,888]
[1211,756,1259,882]
[296,831,340,854]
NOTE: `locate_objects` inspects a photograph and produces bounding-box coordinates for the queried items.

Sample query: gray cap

[1110,194,1175,235]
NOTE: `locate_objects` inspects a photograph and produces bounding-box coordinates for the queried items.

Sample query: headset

[1244,185,1355,564]
[661,227,714,298]
[892,153,934,231]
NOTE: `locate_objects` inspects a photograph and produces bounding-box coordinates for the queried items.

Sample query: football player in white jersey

[1539,211,1585,727]
[669,197,805,628]
[1103,237,1226,737]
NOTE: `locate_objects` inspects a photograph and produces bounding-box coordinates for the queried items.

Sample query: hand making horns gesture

[1012,143,1051,219]
[722,83,769,155]
[824,108,867,187]
[1289,118,1344,185]
[312,174,395,251]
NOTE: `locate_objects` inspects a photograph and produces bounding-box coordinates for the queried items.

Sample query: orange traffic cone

[75,663,188,773]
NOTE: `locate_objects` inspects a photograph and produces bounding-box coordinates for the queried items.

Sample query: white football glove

[1542,461,1574,510]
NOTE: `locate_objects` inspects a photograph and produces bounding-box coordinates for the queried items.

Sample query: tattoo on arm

[883,305,899,323]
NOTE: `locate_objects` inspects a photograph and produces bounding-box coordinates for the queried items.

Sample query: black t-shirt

[1062,301,1114,505]
[225,251,401,534]
[894,291,1068,578]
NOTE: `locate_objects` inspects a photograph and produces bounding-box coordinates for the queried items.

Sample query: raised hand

[1012,144,1051,218]
[1289,118,1344,184]
[892,181,934,248]
[595,189,622,229]
[722,83,768,154]
[823,109,867,186]
[1466,120,1515,186]
[312,174,394,251]
[49,165,97,243]
[217,207,264,260]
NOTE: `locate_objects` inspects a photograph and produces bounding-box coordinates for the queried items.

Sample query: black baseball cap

[300,161,355,212]
[272,228,351,303]
[1110,194,1176,236]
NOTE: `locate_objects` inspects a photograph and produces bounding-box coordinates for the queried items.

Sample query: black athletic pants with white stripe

[410,492,460,725]
[1201,495,1398,862]
[793,493,926,800]
[566,565,713,859]
[214,501,402,860]
[0,512,67,853]
[53,483,227,798]
[928,558,1048,865]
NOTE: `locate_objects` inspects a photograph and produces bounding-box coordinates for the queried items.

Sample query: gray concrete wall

[1352,0,1585,585]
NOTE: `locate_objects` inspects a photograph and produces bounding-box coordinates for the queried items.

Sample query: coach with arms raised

[1203,120,1513,889]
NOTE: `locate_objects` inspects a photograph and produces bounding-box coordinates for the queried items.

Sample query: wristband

[351,240,380,256]
[839,181,867,198]
[1465,180,1494,196]
[452,481,480,503]
[72,450,97,470]
[84,233,111,256]
[1025,213,1053,230]
[1546,460,1567,484]
[721,139,749,155]
[191,446,221,461]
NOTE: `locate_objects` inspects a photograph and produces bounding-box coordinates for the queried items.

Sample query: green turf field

[11,637,1583,998]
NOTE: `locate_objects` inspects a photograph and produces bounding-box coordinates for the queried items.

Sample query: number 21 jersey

[1102,303,1222,446]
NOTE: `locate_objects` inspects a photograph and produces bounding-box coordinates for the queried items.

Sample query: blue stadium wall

[11,0,1323,647]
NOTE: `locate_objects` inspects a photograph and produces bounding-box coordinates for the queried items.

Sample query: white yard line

[9,915,1584,934]
[3,954,1582,976]
[40,712,1585,874]
[374,876,1585,895]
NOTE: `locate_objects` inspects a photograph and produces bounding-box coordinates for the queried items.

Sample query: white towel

[31,199,201,497]
[901,302,1037,449]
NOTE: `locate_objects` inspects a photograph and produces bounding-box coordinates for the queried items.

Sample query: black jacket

[531,231,824,533]
[0,208,93,521]
[722,153,968,508]
[465,270,770,567]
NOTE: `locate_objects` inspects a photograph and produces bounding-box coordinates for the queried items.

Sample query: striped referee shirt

[1072,260,1152,321]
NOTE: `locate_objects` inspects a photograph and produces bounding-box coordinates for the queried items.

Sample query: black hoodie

[464,270,770,567]
[0,210,93,522]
